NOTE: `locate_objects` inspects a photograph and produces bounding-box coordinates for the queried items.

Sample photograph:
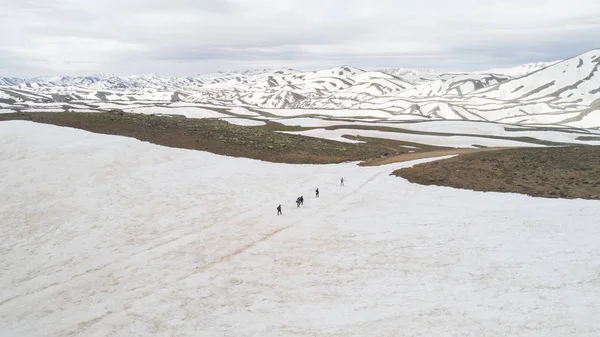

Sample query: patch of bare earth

[0,111,403,164]
[359,147,509,166]
[394,146,600,200]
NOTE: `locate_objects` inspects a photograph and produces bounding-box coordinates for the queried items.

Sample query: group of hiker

[296,196,304,207]
[277,178,343,216]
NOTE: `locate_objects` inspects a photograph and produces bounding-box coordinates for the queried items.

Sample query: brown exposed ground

[3,111,599,200]
[394,146,600,200]
[0,111,405,164]
[359,147,509,166]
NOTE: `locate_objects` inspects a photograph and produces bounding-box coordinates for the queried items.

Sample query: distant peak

[123,73,160,79]
[90,73,117,78]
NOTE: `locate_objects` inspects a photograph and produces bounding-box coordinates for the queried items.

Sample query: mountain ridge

[1,49,599,128]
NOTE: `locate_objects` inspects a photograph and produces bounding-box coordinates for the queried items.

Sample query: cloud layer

[1,0,599,77]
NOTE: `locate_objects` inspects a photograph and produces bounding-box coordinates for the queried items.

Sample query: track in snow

[1,121,600,337]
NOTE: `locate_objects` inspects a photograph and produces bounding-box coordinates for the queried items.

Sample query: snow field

[374,120,600,145]
[475,50,600,104]
[0,90,13,99]
[497,112,585,125]
[566,110,600,129]
[1,121,600,336]
[89,102,140,110]
[220,117,266,126]
[279,128,544,148]
[227,107,261,117]
[481,61,559,77]
[272,117,358,128]
[273,119,600,146]
[276,129,366,144]
[261,108,394,118]
[123,106,229,119]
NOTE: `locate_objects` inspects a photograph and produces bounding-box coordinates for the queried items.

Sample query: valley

[2,49,600,336]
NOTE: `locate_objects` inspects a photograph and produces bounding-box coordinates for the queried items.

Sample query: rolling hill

[1,49,599,128]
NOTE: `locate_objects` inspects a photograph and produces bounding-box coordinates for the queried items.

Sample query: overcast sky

[1,0,599,77]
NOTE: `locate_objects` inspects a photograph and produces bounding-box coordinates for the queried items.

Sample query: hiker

[315,188,319,198]
[296,197,301,207]
[300,196,304,205]
[340,177,344,186]
[277,204,282,216]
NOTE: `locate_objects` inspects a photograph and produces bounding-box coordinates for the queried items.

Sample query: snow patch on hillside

[281,128,543,148]
[481,61,559,77]
[124,106,229,119]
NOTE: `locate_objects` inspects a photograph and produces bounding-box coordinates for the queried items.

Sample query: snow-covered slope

[480,61,559,77]
[1,49,599,128]
[474,50,600,105]
[396,73,509,98]
[2,121,600,336]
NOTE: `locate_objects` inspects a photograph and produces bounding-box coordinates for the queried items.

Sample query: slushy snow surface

[1,121,600,337]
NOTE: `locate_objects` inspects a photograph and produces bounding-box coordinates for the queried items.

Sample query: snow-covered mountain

[480,61,559,77]
[1,49,599,128]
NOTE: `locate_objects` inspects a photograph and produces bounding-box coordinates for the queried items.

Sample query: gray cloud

[0,0,599,77]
